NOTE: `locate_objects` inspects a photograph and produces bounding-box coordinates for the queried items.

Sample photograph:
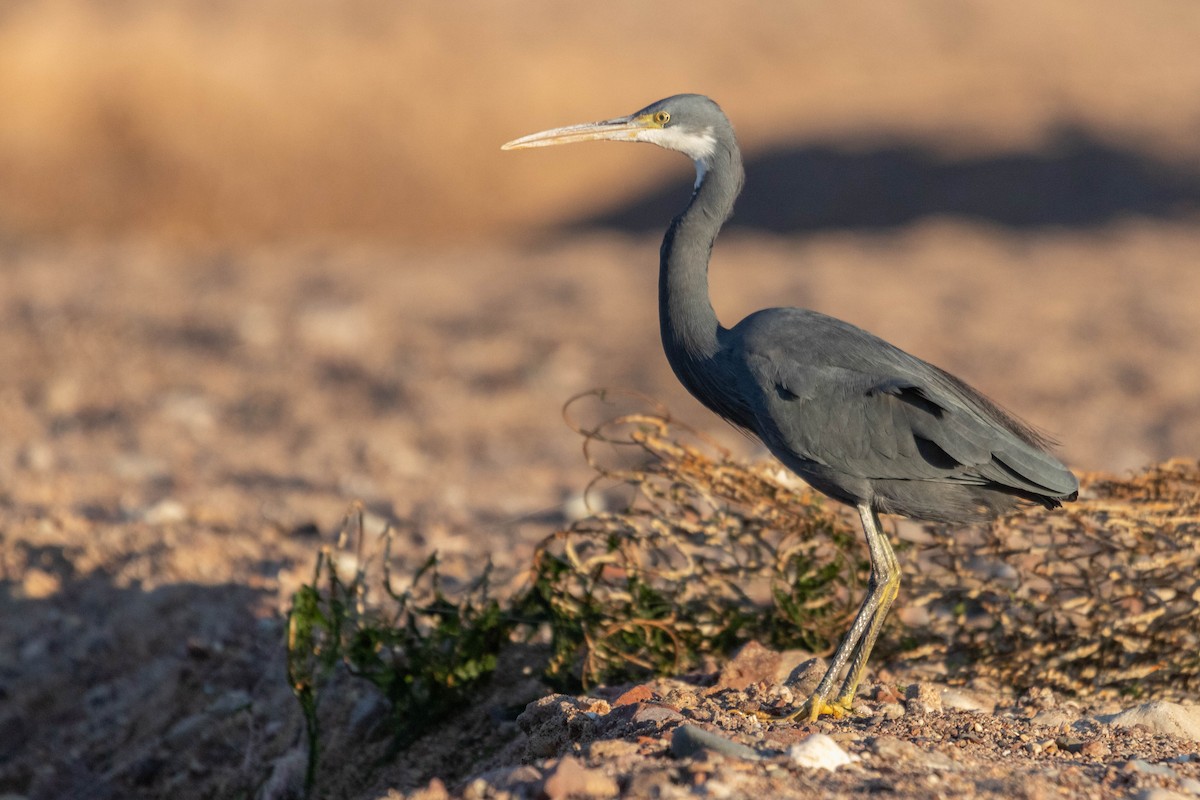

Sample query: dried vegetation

[908,458,1200,698]
[288,393,1200,785]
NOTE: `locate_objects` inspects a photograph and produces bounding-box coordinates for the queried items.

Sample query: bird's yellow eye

[654,111,671,125]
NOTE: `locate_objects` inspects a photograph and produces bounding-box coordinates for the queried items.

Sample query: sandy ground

[1,1,1199,798]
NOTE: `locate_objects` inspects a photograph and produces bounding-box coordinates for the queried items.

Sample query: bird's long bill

[501,116,647,150]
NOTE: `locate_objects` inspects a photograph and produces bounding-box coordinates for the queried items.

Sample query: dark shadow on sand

[572,127,1200,234]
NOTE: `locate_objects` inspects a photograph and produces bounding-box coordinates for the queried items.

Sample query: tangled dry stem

[909,458,1200,698]
[529,391,868,687]
[534,391,1200,697]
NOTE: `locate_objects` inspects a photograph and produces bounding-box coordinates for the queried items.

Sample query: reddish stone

[614,684,655,707]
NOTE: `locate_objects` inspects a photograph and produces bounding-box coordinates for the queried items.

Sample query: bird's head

[502,94,732,165]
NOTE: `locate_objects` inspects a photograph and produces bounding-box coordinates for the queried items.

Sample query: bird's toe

[751,695,849,723]
[804,696,850,722]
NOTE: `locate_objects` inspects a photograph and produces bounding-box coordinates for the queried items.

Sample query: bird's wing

[740,346,1074,497]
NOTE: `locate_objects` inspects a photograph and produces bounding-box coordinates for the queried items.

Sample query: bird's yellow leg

[754,506,897,722]
[749,596,875,722]
[755,505,895,722]
[834,570,899,709]
[834,508,900,710]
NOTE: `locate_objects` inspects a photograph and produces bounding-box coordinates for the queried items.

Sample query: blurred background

[4,0,1200,244]
[5,5,1200,795]
[2,0,1200,538]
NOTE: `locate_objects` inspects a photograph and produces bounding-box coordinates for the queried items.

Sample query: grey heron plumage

[503,94,1078,720]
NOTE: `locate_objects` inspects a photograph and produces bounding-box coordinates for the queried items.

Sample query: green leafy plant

[286,506,517,794]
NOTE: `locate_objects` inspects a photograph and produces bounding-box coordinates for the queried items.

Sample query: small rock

[716,641,781,691]
[561,492,598,522]
[780,658,827,696]
[517,695,605,759]
[868,683,904,704]
[1032,709,1077,728]
[631,703,684,726]
[880,703,905,721]
[671,725,761,761]
[542,756,619,800]
[871,736,958,771]
[1097,701,1200,743]
[613,684,655,707]
[1179,777,1200,796]
[905,683,943,715]
[872,736,921,762]
[940,688,994,714]
[1019,686,1058,712]
[788,733,858,771]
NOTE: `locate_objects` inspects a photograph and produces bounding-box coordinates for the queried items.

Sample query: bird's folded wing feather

[743,354,1074,497]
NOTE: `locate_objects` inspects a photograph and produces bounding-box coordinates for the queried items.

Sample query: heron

[502,94,1078,721]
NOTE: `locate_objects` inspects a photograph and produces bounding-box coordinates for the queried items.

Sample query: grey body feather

[730,308,1077,522]
[645,94,1078,525]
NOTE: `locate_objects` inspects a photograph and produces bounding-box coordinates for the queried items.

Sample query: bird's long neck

[659,142,744,368]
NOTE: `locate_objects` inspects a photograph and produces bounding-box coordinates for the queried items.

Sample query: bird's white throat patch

[637,125,717,163]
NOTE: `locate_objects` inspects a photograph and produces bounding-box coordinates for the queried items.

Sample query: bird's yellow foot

[800,696,852,722]
[751,695,851,723]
